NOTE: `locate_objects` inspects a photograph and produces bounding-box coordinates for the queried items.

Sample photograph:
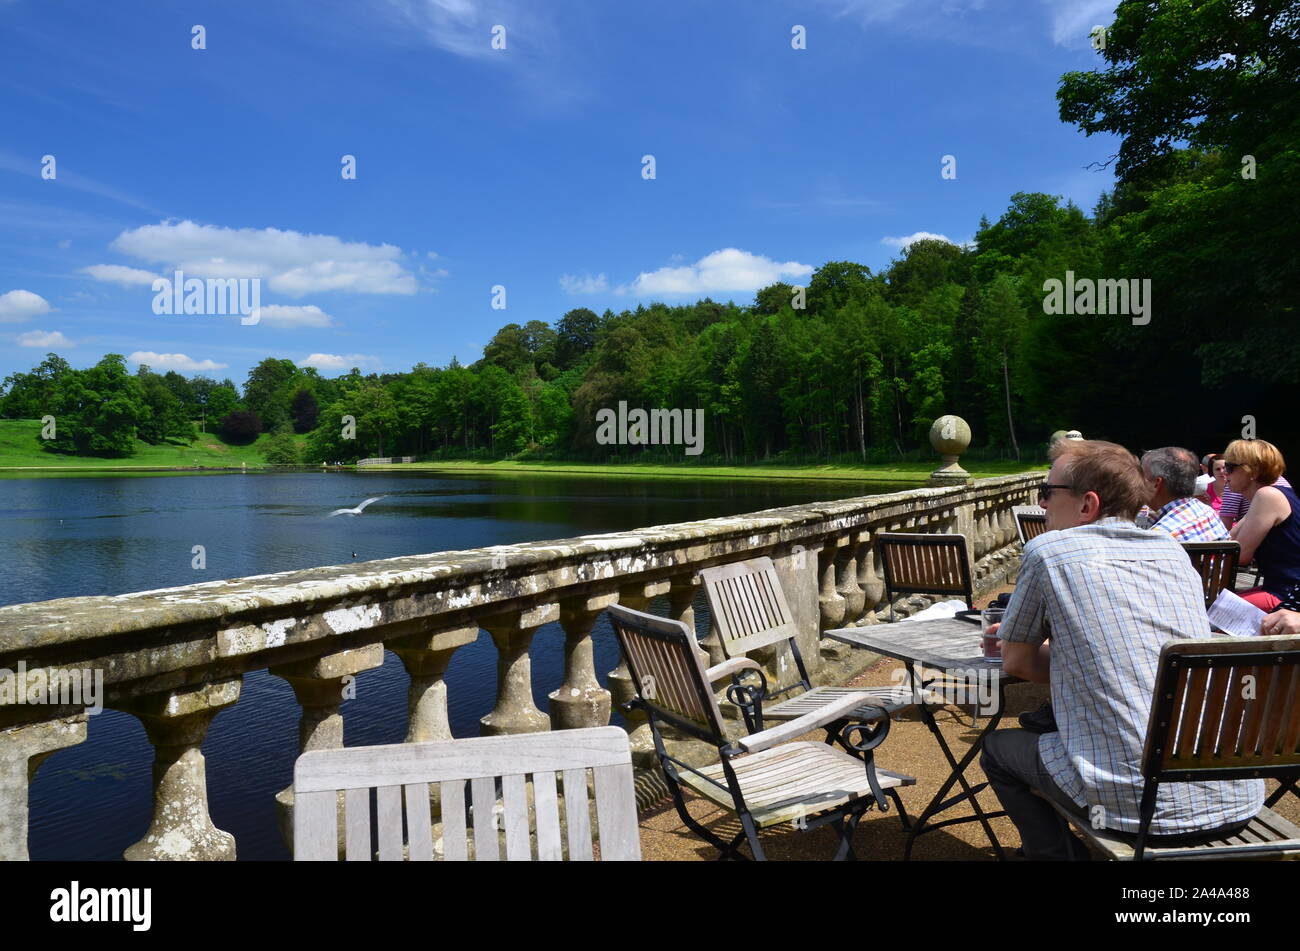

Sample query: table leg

[903,662,1008,861]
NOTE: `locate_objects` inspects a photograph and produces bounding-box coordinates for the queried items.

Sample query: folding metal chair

[699,557,916,744]
[1182,540,1241,608]
[877,532,974,621]
[607,603,914,860]
[1045,635,1300,860]
[1012,506,1048,546]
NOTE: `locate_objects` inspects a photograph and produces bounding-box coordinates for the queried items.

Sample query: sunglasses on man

[1037,482,1074,502]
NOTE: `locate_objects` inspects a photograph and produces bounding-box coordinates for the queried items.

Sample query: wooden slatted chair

[700,557,917,738]
[877,532,974,622]
[1012,506,1048,546]
[292,727,640,861]
[1045,635,1300,860]
[607,602,915,860]
[1182,540,1241,608]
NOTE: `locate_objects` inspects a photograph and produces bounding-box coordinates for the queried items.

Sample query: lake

[1,469,904,859]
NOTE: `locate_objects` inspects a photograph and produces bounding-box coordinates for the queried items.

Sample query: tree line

[3,1,1296,463]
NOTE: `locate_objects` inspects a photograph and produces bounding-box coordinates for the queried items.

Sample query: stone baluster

[0,714,87,861]
[817,539,847,631]
[835,540,866,627]
[548,596,615,730]
[388,624,480,823]
[391,625,479,744]
[668,575,711,665]
[481,605,557,736]
[855,532,885,625]
[271,644,385,846]
[981,502,996,557]
[607,580,670,767]
[115,678,241,861]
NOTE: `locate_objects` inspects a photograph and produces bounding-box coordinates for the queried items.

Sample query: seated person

[982,439,1263,860]
[1205,455,1226,511]
[1140,447,1231,542]
[1220,469,1292,528]
[1261,581,1300,635]
[1225,439,1300,611]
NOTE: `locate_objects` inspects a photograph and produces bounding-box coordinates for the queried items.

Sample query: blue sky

[0,0,1121,386]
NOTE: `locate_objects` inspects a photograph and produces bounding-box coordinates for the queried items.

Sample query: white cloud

[258,304,334,328]
[17,329,73,348]
[559,272,608,294]
[813,0,991,33]
[57,239,71,250]
[815,0,1100,46]
[620,249,813,297]
[127,351,228,372]
[379,0,547,61]
[297,353,381,371]
[0,149,160,214]
[881,231,958,250]
[1042,0,1115,46]
[80,264,160,287]
[109,220,418,297]
[0,289,52,322]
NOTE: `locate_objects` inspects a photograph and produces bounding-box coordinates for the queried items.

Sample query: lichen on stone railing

[0,472,1039,860]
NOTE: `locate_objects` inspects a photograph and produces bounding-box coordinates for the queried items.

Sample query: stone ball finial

[929,415,971,456]
[928,415,972,486]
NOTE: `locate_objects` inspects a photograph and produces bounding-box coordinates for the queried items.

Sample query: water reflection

[5,469,902,859]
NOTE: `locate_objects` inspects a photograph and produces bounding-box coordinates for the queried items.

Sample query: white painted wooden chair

[292,726,641,861]
[608,603,914,860]
[700,557,917,736]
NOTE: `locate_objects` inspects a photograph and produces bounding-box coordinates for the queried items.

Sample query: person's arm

[996,542,1050,681]
[1003,638,1051,682]
[1233,486,1289,563]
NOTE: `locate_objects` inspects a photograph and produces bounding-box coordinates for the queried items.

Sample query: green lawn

[0,419,306,470]
[367,458,1047,483]
[0,418,1047,481]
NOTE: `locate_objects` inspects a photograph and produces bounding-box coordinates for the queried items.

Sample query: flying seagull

[328,495,387,517]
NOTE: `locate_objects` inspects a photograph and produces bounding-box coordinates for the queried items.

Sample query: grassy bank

[359,458,1046,483]
[0,418,303,470]
[0,419,1047,481]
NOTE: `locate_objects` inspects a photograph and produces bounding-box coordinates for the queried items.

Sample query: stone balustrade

[0,472,1040,860]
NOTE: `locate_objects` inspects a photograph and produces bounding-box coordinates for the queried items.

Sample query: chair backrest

[1142,635,1300,783]
[877,532,974,607]
[292,727,640,861]
[1013,506,1048,545]
[606,602,728,743]
[1182,541,1241,608]
[700,557,800,657]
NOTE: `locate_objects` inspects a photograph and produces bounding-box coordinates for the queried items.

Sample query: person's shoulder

[1255,484,1291,507]
[1023,522,1126,559]
[1186,496,1223,518]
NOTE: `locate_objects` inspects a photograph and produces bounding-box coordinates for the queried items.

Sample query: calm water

[1,470,903,860]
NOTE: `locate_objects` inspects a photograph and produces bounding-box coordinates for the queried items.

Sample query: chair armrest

[704,657,764,683]
[734,690,880,754]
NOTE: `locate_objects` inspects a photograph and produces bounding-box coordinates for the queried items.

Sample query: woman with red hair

[1225,439,1300,610]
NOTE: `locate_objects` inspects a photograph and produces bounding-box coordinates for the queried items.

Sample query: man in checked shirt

[1139,447,1232,542]
[981,439,1264,860]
